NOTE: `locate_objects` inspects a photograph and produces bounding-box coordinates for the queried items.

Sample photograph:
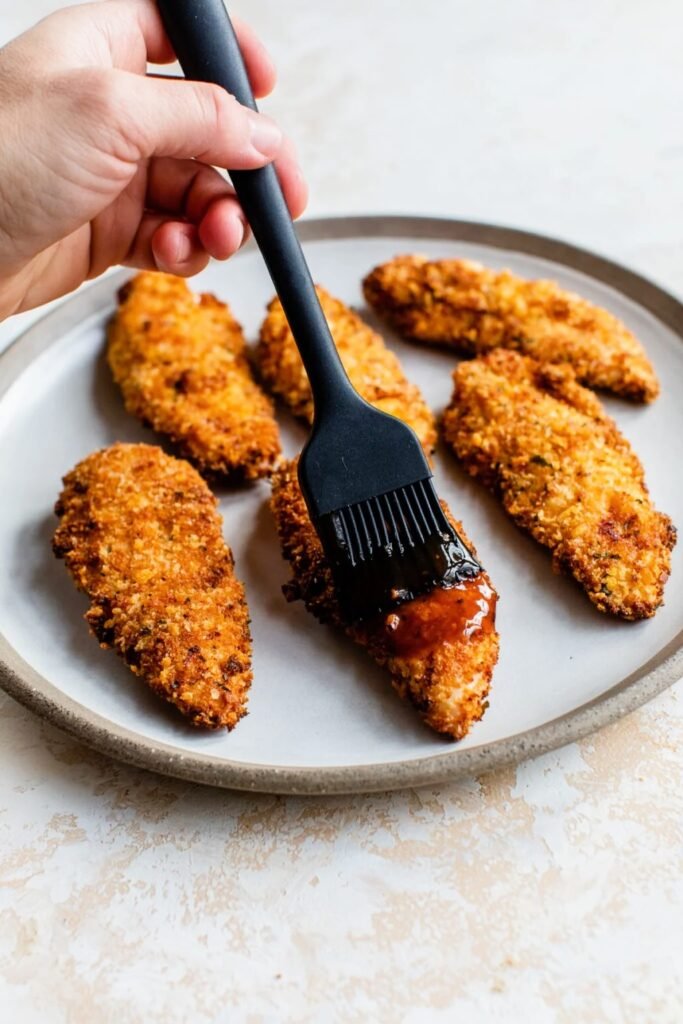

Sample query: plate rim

[1,213,681,795]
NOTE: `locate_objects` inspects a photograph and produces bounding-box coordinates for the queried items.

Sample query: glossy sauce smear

[378,575,497,659]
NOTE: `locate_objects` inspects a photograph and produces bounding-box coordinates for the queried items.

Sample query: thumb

[75,68,284,169]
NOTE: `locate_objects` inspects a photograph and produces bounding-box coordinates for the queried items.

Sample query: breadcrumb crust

[442,351,675,619]
[108,272,281,479]
[256,285,437,453]
[53,443,252,728]
[363,255,659,402]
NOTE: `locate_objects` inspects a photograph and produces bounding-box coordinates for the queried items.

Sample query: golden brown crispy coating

[53,443,252,729]
[108,272,281,479]
[256,286,437,453]
[443,351,675,619]
[363,255,659,402]
[271,459,499,740]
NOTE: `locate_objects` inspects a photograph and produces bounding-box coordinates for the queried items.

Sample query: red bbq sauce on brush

[378,576,496,659]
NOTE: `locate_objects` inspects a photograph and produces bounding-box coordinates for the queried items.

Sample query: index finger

[229,15,277,98]
[114,1,277,97]
[37,1,277,97]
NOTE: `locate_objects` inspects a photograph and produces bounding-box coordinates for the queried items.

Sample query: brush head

[298,399,481,622]
[315,477,481,623]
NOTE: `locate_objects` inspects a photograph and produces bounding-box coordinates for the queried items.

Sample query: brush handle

[156,0,356,413]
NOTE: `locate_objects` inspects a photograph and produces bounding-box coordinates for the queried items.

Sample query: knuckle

[195,82,247,142]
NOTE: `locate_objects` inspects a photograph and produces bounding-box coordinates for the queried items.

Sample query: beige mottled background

[1,2,682,1022]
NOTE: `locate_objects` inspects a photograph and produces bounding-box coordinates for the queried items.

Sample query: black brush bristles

[316,478,481,623]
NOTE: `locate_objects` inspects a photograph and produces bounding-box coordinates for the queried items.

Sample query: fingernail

[234,213,247,248]
[174,228,193,264]
[249,112,282,156]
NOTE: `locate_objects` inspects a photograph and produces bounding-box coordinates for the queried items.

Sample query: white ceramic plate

[0,216,681,793]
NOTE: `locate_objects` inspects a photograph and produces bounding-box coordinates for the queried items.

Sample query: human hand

[0,0,307,318]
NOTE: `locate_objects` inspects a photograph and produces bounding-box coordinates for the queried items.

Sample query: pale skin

[0,0,307,320]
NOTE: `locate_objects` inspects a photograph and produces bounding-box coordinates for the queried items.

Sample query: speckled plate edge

[1,215,682,795]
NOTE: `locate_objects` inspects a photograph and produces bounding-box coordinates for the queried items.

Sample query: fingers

[152,221,211,276]
[274,138,309,221]
[33,2,276,98]
[147,158,249,262]
[146,158,236,218]
[143,150,308,266]
[124,212,210,277]
[196,199,248,262]
[146,158,248,262]
[126,134,309,275]
[103,0,175,66]
[129,160,246,271]
[230,15,277,98]
[29,0,173,70]
[101,1,276,94]
[124,2,277,94]
[147,148,306,228]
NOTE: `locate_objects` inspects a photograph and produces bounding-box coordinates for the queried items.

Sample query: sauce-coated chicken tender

[108,272,281,479]
[257,286,437,453]
[271,459,499,739]
[442,351,675,619]
[53,443,252,728]
[363,255,659,402]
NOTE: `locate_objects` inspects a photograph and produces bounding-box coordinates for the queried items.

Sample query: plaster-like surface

[1,2,682,1020]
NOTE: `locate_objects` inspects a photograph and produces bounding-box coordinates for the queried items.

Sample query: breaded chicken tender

[442,351,675,619]
[256,286,437,453]
[271,459,499,739]
[108,272,281,479]
[53,443,252,729]
[363,255,659,402]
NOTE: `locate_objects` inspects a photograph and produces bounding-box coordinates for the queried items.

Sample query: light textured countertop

[1,2,682,1021]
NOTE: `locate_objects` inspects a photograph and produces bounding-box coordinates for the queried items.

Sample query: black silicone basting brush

[157,0,482,622]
